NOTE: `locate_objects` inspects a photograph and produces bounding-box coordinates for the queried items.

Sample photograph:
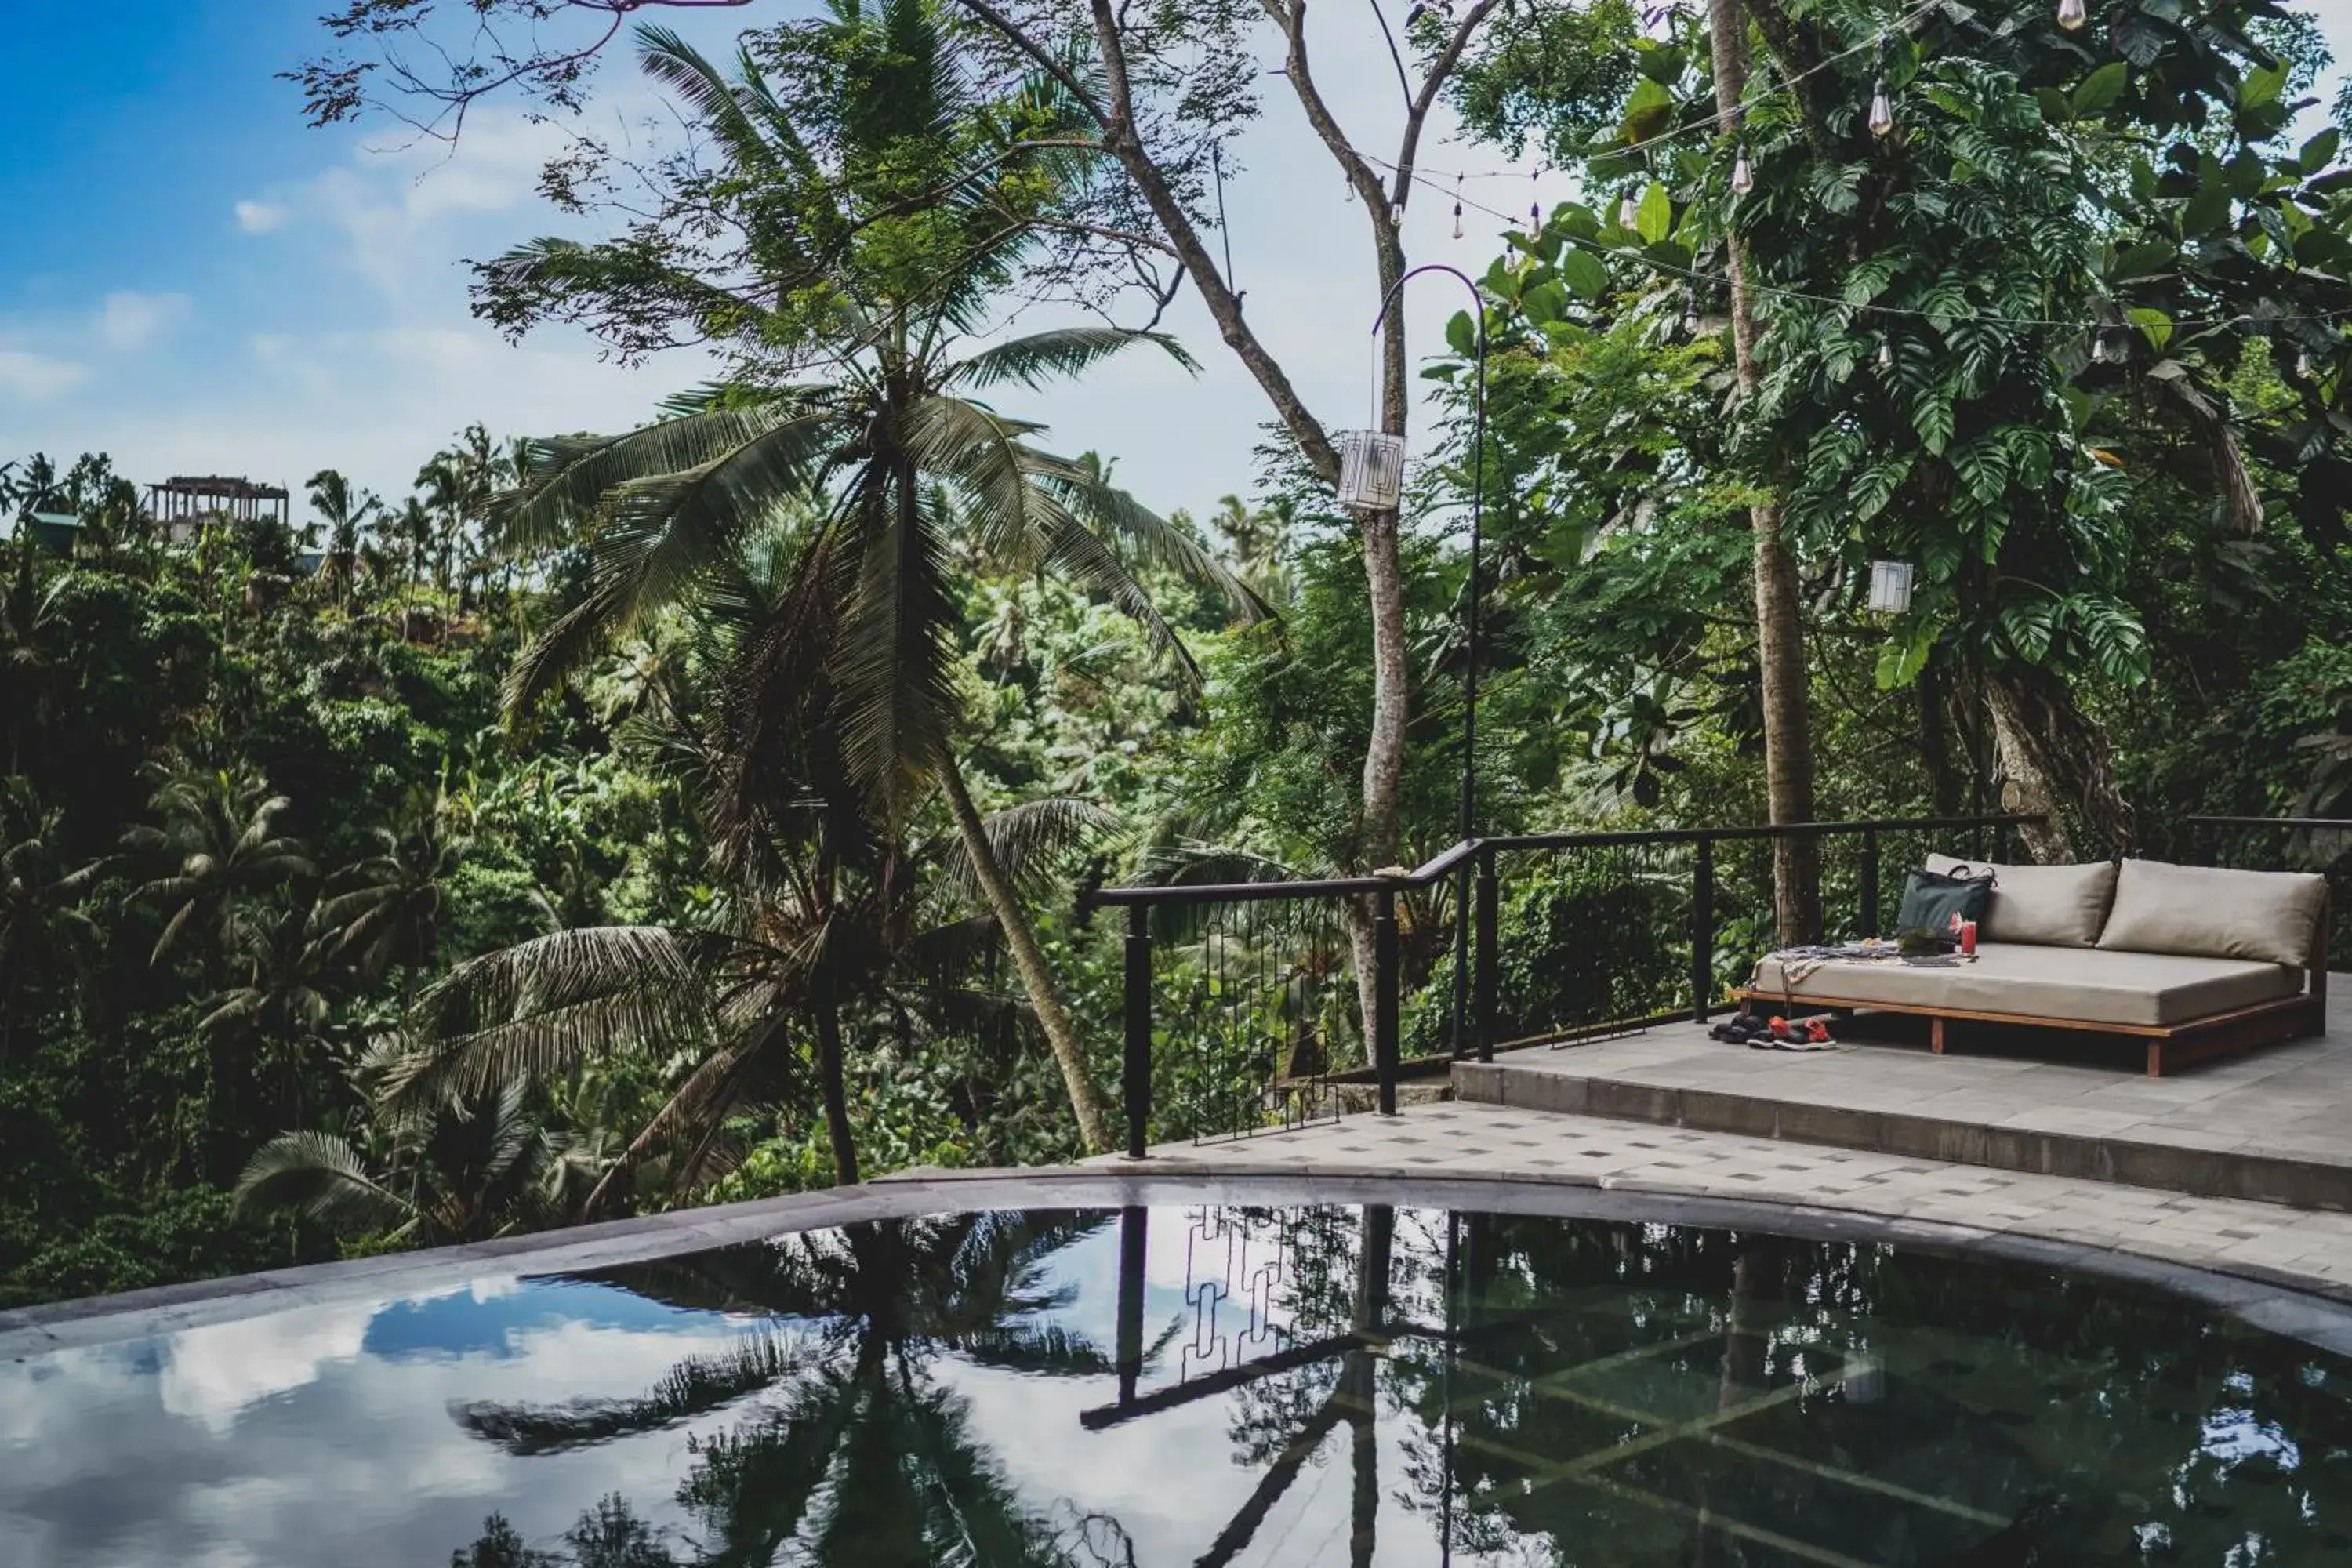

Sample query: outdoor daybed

[1734,856,2329,1076]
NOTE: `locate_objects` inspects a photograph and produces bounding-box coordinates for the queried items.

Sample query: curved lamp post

[1352,263,1490,1064]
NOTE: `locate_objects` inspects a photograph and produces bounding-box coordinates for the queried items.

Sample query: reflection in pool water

[6,1203,2352,1566]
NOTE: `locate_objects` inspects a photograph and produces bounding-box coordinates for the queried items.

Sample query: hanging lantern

[1867,559,1917,615]
[1878,339,1894,369]
[1337,430,1406,514]
[1730,151,1755,197]
[2056,0,2088,29]
[1868,78,1896,137]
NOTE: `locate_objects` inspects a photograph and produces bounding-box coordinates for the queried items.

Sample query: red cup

[1959,920,1977,956]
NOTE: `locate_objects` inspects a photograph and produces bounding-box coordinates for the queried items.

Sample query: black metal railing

[1083,814,2035,1154]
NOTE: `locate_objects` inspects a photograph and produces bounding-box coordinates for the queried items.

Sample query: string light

[1878,339,1894,368]
[1682,285,1700,335]
[1617,188,1642,230]
[1730,150,1755,197]
[1527,170,1541,236]
[1868,39,1895,137]
[2057,0,2088,30]
[2299,348,2314,378]
[1388,199,1405,228]
[1367,152,2352,334]
[2091,333,2108,363]
[1453,174,1465,241]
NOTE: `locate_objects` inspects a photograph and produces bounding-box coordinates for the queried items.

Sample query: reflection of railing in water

[1178,1206,1294,1383]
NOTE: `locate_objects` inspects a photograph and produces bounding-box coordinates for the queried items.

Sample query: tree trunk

[1708,0,1820,943]
[813,978,860,1187]
[938,751,1116,1153]
[1983,668,2135,862]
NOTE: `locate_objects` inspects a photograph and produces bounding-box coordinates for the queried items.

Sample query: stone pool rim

[9,1166,2352,1363]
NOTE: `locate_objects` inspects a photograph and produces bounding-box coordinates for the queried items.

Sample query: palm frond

[952,326,1198,392]
[933,798,1119,906]
[234,1131,416,1234]
[831,478,962,818]
[398,926,726,1105]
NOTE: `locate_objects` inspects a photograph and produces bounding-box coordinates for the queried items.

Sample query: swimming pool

[6,1191,2351,1566]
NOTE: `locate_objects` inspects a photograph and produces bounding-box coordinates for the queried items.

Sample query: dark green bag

[1893,866,1994,938]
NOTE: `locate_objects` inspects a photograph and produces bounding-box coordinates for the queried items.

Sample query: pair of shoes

[1754,1016,1836,1051]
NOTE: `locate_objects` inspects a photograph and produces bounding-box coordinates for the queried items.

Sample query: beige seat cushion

[1925,854,2116,946]
[1750,942,2299,1028]
[2096,858,2327,967]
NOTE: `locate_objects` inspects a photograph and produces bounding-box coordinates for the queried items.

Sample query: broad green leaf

[2303,128,2343,175]
[1621,78,1674,143]
[1557,247,1610,300]
[1875,630,1933,690]
[1635,181,1674,244]
[2180,179,2232,236]
[2126,307,2173,352]
[1634,45,1685,85]
[2073,63,2129,114]
[2241,63,2286,111]
[1521,280,1570,327]
[2109,240,2177,281]
[1444,310,1476,358]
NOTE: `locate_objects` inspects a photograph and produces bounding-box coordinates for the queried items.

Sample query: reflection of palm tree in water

[445,1214,1134,1566]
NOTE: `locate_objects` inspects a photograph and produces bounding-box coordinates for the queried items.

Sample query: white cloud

[98,292,192,350]
[0,347,88,401]
[234,200,286,235]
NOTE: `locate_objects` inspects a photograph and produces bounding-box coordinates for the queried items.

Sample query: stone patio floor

[1105,1096,2352,1301]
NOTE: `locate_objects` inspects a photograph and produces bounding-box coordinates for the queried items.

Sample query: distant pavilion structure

[147,475,290,543]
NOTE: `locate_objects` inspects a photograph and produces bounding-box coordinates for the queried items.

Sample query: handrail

[2186,815,2352,830]
[1083,814,2042,908]
[1100,810,2038,1156]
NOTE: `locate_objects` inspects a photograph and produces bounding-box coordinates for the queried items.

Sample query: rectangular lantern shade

[1337,430,1406,512]
[1867,558,1915,614]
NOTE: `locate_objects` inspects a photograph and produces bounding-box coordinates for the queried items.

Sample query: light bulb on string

[2090,333,2107,364]
[2057,0,2088,30]
[1878,339,1894,369]
[1730,151,1755,197]
[1388,199,1404,228]
[1682,285,1700,336]
[1453,174,1465,240]
[1527,169,1541,236]
[2299,348,2314,379]
[1867,37,1894,139]
[1618,189,1642,230]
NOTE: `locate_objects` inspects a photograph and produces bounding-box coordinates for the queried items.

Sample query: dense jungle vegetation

[9,0,2352,1307]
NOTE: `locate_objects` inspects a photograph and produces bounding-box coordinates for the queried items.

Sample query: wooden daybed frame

[1733,899,2329,1079]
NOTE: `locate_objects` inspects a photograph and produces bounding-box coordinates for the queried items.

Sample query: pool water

[6,1203,2352,1566]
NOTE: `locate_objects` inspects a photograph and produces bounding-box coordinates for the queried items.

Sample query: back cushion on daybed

[2095,858,2327,968]
[1924,854,2117,946]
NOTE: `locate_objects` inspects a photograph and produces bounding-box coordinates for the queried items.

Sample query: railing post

[1474,848,1498,1064]
[1691,837,1715,1025]
[1123,902,1152,1159]
[1860,828,1881,938]
[1375,887,1400,1116]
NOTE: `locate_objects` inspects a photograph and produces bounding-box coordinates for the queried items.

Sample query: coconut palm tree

[314,790,468,985]
[306,468,380,610]
[237,1042,608,1245]
[485,17,1264,1152]
[122,768,315,968]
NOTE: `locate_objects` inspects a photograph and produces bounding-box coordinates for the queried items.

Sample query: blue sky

[4,1,2349,524]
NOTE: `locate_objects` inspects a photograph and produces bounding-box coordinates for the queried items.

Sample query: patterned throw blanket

[1751,941,1977,1005]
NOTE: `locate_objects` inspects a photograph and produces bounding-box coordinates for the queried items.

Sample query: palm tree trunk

[937,752,1116,1154]
[814,978,860,1186]
[1709,0,1820,944]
